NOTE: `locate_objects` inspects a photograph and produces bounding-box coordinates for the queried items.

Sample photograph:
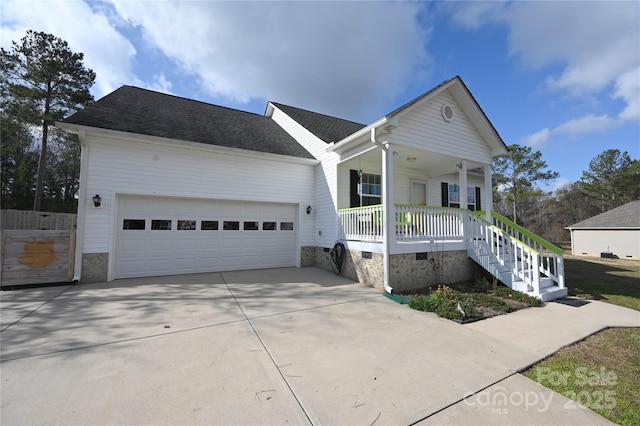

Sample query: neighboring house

[58,76,567,301]
[567,200,640,259]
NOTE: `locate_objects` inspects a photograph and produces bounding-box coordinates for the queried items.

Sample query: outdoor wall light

[92,194,102,207]
[306,205,312,214]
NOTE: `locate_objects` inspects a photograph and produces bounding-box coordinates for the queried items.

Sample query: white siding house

[567,201,640,259]
[58,76,568,301]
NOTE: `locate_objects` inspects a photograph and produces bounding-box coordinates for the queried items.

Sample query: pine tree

[1,30,95,211]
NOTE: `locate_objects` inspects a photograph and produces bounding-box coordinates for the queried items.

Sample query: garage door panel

[115,196,297,279]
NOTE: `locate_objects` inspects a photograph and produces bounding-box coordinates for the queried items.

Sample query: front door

[411,181,427,205]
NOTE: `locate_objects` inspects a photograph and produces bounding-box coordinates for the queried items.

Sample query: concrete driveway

[1,267,637,425]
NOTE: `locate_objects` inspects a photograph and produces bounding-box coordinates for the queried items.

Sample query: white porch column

[382,142,395,293]
[484,164,493,221]
[458,159,468,209]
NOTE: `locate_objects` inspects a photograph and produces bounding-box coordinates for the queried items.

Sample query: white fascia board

[56,122,319,166]
[326,117,388,154]
[565,227,639,230]
[338,143,378,163]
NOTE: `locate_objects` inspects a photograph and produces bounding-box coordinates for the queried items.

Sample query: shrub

[494,286,543,307]
[409,285,481,320]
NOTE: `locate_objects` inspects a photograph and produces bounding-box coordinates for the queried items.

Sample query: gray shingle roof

[61,86,314,159]
[270,102,366,143]
[568,200,640,228]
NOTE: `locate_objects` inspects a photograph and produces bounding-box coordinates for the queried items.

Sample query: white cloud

[0,0,137,98]
[613,67,640,122]
[550,177,571,193]
[449,1,639,141]
[506,2,639,121]
[445,1,508,30]
[107,1,431,121]
[137,72,173,95]
[523,128,551,147]
[523,114,622,148]
[554,114,622,137]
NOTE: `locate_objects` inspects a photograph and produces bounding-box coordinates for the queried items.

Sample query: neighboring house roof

[270,102,366,144]
[61,86,314,159]
[567,200,640,229]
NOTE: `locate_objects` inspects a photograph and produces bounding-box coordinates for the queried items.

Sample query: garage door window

[201,220,219,230]
[280,222,294,231]
[123,219,145,230]
[244,221,259,230]
[177,220,196,230]
[151,219,172,230]
[263,222,277,231]
[223,221,240,230]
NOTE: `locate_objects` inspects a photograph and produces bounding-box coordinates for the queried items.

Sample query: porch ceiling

[341,145,486,178]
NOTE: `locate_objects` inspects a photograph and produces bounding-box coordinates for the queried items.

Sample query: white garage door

[115,196,297,279]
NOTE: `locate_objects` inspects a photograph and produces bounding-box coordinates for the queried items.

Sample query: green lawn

[564,256,640,311]
[524,328,640,426]
[524,256,640,425]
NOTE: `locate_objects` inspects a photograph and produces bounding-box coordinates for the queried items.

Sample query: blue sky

[2,1,638,189]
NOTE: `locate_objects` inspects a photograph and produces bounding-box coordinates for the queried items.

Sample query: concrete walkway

[1,267,638,425]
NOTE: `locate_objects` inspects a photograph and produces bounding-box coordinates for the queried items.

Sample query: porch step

[470,252,566,302]
[506,278,567,302]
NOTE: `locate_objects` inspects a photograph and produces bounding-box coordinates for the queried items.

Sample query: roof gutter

[327,117,388,153]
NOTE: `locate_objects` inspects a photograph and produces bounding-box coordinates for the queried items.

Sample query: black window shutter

[475,187,482,211]
[350,170,360,208]
[441,182,448,207]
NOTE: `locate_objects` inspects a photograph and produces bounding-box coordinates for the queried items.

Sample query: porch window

[448,183,460,208]
[441,182,481,210]
[467,187,476,211]
[360,172,381,206]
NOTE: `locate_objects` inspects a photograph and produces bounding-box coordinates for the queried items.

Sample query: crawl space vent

[441,104,454,122]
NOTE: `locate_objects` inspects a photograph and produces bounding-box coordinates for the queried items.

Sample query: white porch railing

[395,205,464,241]
[338,205,464,242]
[339,205,383,242]
[338,204,566,300]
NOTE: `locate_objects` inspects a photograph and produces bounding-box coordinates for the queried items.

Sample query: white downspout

[371,128,394,294]
[73,130,89,282]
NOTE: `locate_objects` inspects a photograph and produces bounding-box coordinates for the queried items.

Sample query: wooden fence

[1,209,77,231]
[1,210,77,287]
[1,230,75,287]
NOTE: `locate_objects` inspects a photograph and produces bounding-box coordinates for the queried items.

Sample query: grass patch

[524,328,640,425]
[565,256,640,311]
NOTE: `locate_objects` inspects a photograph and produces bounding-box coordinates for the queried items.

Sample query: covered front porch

[324,77,565,300]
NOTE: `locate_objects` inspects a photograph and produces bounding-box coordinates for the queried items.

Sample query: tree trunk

[34,85,52,212]
[33,122,48,211]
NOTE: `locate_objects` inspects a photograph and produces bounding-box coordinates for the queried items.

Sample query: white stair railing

[489,211,565,288]
[466,212,541,294]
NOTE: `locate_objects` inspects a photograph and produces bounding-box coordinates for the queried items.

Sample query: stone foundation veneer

[300,246,315,267]
[313,246,473,292]
[81,253,108,283]
[389,250,473,292]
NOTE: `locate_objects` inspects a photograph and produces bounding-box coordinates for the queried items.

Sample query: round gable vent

[441,103,454,122]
